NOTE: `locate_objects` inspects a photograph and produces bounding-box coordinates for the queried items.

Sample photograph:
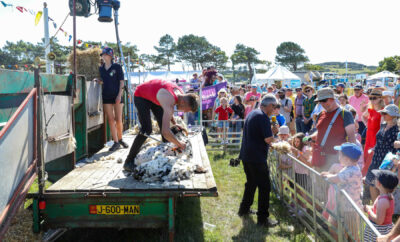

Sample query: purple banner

[201,82,227,110]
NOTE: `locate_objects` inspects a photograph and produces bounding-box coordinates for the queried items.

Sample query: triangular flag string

[2,2,98,49]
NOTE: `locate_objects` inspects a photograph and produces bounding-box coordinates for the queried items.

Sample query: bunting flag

[68,35,72,42]
[53,22,57,29]
[34,11,42,26]
[16,6,27,13]
[1,1,12,7]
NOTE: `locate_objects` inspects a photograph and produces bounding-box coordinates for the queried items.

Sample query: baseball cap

[315,88,335,102]
[278,126,290,135]
[278,88,285,93]
[371,169,399,190]
[100,47,114,57]
[354,84,363,90]
[337,83,345,88]
[379,104,400,117]
[334,142,362,160]
[383,91,393,97]
[251,84,257,88]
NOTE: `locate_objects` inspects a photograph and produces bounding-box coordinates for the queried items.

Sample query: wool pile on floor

[132,125,198,184]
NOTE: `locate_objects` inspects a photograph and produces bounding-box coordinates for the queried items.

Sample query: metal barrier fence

[268,150,381,242]
[198,119,244,152]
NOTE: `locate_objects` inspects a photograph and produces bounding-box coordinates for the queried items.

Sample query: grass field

[4,151,311,242]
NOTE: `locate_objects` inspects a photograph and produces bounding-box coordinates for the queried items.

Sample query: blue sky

[1,0,399,67]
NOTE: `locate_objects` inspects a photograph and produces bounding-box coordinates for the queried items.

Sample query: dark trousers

[303,119,313,134]
[358,121,367,145]
[295,116,305,133]
[125,96,165,163]
[239,161,271,222]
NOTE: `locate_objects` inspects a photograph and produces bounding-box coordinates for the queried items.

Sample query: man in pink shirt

[245,84,261,105]
[349,84,369,136]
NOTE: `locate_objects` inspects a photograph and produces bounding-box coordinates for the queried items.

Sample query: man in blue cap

[336,83,345,95]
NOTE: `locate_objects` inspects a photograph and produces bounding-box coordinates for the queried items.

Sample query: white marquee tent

[129,71,200,85]
[252,65,301,88]
[367,70,399,80]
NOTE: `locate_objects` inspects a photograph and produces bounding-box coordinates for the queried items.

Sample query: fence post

[292,159,298,216]
[335,187,344,242]
[311,173,317,241]
[278,153,283,200]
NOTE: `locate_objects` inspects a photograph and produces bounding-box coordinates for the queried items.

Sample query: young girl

[94,47,128,151]
[290,133,312,213]
[213,97,233,144]
[364,169,399,242]
[339,94,352,111]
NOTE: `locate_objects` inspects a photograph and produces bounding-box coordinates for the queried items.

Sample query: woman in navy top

[94,47,128,151]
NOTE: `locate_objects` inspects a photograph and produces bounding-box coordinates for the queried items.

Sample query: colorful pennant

[34,11,42,26]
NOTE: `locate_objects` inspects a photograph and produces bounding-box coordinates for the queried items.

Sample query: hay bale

[68,48,101,82]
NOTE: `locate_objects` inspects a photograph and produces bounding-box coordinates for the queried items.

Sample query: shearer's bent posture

[123,79,199,172]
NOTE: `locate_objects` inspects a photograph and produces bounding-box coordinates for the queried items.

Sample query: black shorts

[103,96,124,104]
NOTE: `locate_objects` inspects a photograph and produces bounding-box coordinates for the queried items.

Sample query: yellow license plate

[89,205,140,215]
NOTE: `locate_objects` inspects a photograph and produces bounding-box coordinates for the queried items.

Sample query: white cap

[278,126,290,135]
[383,91,393,97]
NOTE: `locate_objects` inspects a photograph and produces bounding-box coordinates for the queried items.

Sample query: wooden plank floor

[47,132,217,193]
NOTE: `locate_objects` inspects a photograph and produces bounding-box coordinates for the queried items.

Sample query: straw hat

[369,88,382,97]
[302,85,314,93]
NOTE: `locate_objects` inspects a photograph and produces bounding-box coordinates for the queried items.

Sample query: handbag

[311,108,342,167]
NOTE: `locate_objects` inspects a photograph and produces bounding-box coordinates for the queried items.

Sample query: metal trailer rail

[0,87,38,240]
[268,150,381,241]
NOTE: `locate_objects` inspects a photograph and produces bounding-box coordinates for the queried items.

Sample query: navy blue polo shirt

[239,109,273,163]
[99,63,124,99]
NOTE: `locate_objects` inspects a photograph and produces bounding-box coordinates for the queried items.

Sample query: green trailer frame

[0,69,217,241]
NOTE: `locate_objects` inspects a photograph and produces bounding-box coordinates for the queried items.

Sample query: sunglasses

[369,97,378,100]
[381,112,388,116]
[354,89,362,91]
[305,89,312,93]
[318,99,329,103]
[296,89,302,92]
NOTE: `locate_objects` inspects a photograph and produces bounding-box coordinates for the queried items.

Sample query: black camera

[229,158,241,167]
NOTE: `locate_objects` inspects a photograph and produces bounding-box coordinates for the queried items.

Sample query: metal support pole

[43,2,51,74]
[34,69,45,195]
[71,0,77,166]
[114,9,132,129]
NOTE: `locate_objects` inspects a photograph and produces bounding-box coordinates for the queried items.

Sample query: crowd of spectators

[185,68,400,239]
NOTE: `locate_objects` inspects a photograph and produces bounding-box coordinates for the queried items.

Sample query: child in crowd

[277,126,292,169]
[213,97,233,144]
[290,132,312,214]
[271,104,286,126]
[339,94,352,111]
[321,143,363,239]
[349,107,364,170]
[276,126,293,199]
[364,170,398,242]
